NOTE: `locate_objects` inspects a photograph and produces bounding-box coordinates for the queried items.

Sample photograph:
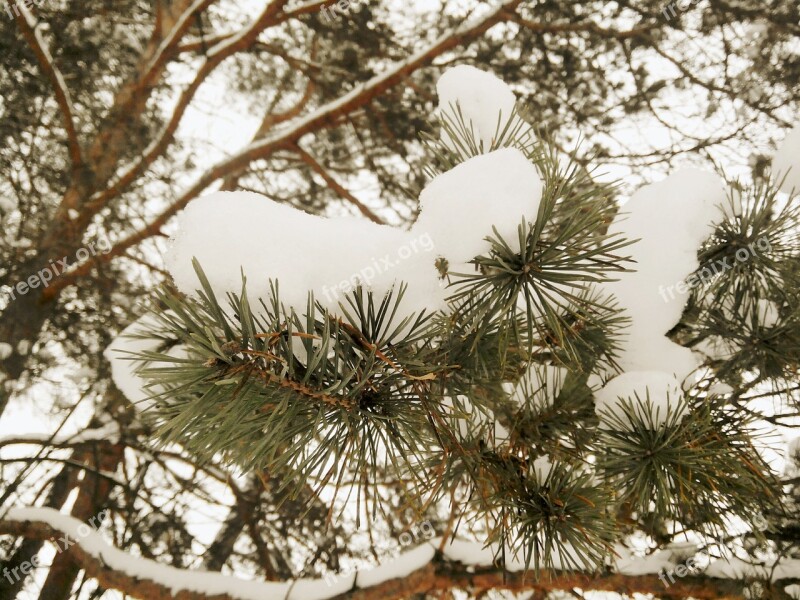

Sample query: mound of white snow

[414,147,543,267]
[773,125,800,194]
[603,169,727,379]
[437,65,518,152]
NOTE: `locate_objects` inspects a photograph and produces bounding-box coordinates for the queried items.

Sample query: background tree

[0,1,798,599]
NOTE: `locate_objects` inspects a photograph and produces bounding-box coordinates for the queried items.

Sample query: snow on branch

[0,507,773,600]
[3,507,344,600]
[141,0,219,87]
[10,0,82,170]
[82,0,293,222]
[0,421,119,449]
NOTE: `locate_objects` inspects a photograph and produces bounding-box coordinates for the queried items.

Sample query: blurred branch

[141,0,219,84]
[9,0,83,172]
[82,0,292,220]
[511,14,656,40]
[220,60,318,191]
[292,143,384,223]
[0,515,752,600]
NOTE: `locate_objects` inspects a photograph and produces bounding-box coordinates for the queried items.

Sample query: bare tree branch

[82,0,291,219]
[292,143,385,223]
[142,0,219,84]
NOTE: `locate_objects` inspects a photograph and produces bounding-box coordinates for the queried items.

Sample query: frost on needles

[106,65,800,576]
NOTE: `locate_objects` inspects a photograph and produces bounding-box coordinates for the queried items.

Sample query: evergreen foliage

[130,104,788,577]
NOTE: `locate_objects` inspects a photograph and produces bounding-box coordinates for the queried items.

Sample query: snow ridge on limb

[10,0,82,170]
[2,508,790,600]
[163,148,543,321]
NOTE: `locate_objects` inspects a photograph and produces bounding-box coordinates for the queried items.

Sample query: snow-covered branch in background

[3,507,790,600]
[9,0,83,170]
[0,421,119,449]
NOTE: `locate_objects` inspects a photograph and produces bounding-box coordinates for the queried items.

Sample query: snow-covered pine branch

[102,65,800,586]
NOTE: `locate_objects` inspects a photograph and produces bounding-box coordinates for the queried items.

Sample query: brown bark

[34,435,125,600]
[0,463,73,600]
[17,394,130,600]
